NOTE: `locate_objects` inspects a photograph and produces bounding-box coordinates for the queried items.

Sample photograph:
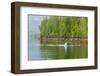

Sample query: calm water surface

[28,34,88,60]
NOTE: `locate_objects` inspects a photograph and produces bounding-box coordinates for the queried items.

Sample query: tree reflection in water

[40,44,88,60]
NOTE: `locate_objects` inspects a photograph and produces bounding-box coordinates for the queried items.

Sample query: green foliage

[39,16,88,38]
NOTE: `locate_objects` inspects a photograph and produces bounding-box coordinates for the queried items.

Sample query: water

[28,34,88,61]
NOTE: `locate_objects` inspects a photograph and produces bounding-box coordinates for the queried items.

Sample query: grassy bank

[40,37,87,45]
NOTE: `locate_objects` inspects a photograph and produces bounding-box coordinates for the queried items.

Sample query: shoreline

[40,37,88,45]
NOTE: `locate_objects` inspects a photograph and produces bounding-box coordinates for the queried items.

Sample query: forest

[39,16,88,41]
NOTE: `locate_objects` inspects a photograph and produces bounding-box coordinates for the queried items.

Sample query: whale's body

[42,42,67,47]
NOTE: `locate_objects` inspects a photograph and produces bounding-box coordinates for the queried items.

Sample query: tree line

[39,16,88,38]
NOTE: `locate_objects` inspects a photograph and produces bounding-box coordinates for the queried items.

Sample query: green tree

[39,16,88,38]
